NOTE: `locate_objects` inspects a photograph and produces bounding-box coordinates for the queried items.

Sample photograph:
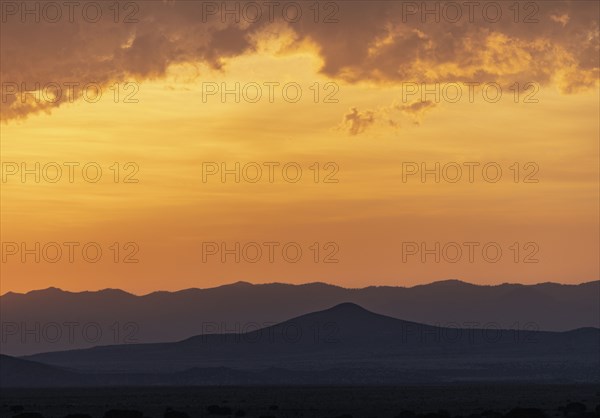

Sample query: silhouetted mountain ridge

[21,302,599,385]
[2,280,598,356]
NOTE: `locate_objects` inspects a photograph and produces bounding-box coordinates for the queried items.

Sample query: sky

[0,0,598,294]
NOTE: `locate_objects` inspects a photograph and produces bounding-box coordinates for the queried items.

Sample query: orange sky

[1,1,598,294]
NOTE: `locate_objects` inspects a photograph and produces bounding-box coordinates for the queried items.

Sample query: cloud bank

[1,0,598,121]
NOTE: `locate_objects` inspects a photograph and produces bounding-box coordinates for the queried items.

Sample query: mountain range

[0,280,600,356]
[1,280,598,356]
[2,303,598,387]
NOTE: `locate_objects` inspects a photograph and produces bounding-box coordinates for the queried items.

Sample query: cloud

[339,99,437,135]
[342,107,376,136]
[398,100,437,125]
[401,101,435,112]
[0,1,259,121]
[1,0,598,121]
[297,1,599,89]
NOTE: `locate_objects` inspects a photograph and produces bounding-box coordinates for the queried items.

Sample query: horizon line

[2,278,598,298]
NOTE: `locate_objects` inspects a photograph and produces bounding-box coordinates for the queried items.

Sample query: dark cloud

[1,1,598,121]
[339,99,437,136]
[398,100,436,125]
[342,107,376,136]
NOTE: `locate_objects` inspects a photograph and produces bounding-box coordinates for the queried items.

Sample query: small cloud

[338,100,438,136]
[397,100,437,125]
[342,107,376,136]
